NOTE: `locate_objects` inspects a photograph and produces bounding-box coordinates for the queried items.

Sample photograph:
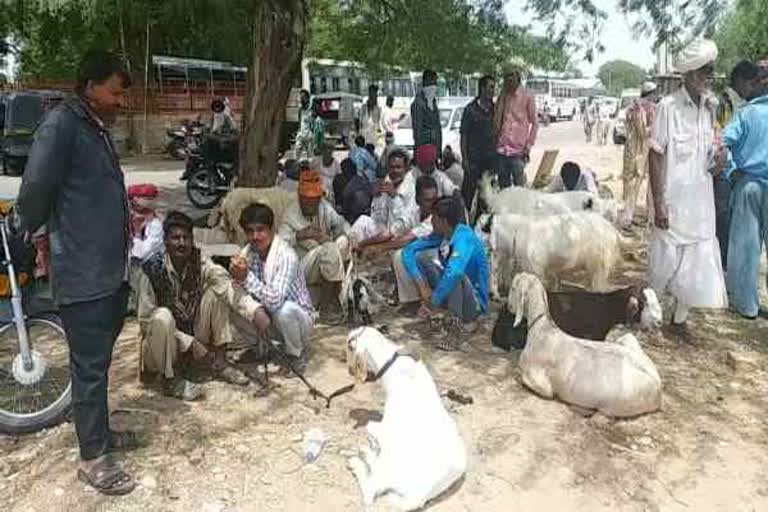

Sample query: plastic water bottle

[303,428,327,463]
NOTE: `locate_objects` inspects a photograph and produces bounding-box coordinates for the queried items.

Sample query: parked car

[313,91,362,148]
[393,97,470,159]
[612,89,640,145]
[0,90,67,175]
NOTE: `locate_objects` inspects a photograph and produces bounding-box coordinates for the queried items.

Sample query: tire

[186,167,223,209]
[0,316,72,434]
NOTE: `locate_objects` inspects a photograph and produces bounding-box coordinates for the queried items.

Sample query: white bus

[525,78,581,122]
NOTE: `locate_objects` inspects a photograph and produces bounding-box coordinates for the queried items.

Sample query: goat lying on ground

[482,211,623,297]
[492,284,663,350]
[346,327,466,510]
[509,273,662,418]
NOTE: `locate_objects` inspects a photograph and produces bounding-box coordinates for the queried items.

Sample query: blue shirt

[402,224,489,312]
[349,146,378,185]
[722,94,768,184]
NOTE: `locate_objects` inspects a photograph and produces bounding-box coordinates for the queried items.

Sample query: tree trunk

[239,0,307,187]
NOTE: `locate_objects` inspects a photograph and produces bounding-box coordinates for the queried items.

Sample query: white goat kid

[510,273,662,417]
[346,327,466,510]
[487,211,622,295]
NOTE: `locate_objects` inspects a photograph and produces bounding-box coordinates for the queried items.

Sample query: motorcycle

[0,212,70,434]
[165,121,206,160]
[185,134,238,209]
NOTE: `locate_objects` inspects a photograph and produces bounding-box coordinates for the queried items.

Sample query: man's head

[414,144,437,174]
[442,145,457,168]
[478,75,496,101]
[368,84,378,103]
[730,60,762,101]
[321,142,334,165]
[354,134,366,148]
[560,161,582,191]
[211,98,225,113]
[387,148,410,186]
[415,175,438,218]
[163,211,195,263]
[384,131,394,147]
[422,70,438,87]
[676,39,718,99]
[298,169,324,217]
[386,95,394,108]
[76,50,131,126]
[432,196,464,238]
[300,89,311,110]
[239,203,275,257]
[502,69,522,94]
[641,81,658,100]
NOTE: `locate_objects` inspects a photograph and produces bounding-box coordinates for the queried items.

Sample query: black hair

[561,161,582,190]
[478,75,495,93]
[163,210,193,238]
[433,196,463,227]
[422,70,438,86]
[354,135,366,147]
[75,50,131,96]
[386,95,394,106]
[416,175,438,198]
[731,60,760,84]
[239,203,275,230]
[368,84,379,94]
[387,148,410,167]
[300,89,310,98]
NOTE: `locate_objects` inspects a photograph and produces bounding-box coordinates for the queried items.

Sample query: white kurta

[648,86,727,310]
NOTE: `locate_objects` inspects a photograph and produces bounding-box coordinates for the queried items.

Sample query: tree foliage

[714,0,768,73]
[597,59,647,96]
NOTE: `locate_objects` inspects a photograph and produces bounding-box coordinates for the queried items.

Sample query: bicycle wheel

[0,316,72,434]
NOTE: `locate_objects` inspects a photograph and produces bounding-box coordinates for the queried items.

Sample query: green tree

[597,60,647,96]
[715,0,768,73]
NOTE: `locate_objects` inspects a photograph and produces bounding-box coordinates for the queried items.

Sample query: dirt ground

[2,124,768,512]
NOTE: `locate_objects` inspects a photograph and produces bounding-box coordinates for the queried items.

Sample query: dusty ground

[2,122,767,512]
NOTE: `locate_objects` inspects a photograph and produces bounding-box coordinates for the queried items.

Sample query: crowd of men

[12,40,768,495]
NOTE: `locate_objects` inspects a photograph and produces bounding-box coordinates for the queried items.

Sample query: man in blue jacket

[401,196,489,333]
[16,51,135,495]
[722,64,768,319]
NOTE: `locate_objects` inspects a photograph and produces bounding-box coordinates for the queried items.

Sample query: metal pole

[142,21,150,155]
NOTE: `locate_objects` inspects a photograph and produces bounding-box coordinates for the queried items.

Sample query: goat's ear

[626,296,640,322]
[512,284,526,327]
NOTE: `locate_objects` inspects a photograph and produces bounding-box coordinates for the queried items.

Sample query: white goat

[509,273,662,417]
[480,174,625,224]
[484,210,623,295]
[346,327,466,511]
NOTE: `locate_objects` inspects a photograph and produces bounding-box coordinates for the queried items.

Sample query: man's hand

[654,203,670,230]
[376,180,394,196]
[418,282,432,305]
[252,307,271,333]
[191,339,209,360]
[229,255,249,283]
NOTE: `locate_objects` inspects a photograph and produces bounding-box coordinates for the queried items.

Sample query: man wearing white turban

[647,38,729,329]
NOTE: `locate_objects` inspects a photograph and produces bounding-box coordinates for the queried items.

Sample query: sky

[504,0,656,77]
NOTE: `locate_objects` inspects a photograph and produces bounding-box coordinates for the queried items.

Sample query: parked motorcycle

[165,120,206,160]
[0,211,70,434]
[185,134,238,209]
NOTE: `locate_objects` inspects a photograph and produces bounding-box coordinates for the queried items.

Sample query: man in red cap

[412,143,459,198]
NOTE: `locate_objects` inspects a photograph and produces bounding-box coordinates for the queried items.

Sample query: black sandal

[77,455,135,496]
[108,430,144,452]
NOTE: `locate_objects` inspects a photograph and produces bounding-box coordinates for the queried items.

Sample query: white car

[393,97,470,159]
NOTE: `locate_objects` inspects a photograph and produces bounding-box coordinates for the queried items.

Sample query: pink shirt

[496,89,538,157]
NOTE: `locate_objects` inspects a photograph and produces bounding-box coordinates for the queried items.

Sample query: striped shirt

[243,241,314,315]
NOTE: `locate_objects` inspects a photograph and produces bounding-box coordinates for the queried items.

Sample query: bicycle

[0,216,71,433]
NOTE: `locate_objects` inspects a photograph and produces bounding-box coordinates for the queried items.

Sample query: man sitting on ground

[546,161,599,194]
[401,196,489,336]
[280,169,351,319]
[138,211,249,401]
[412,144,459,198]
[230,203,315,372]
[350,148,418,255]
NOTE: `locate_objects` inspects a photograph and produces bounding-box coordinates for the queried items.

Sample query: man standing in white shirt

[358,84,383,149]
[648,38,728,328]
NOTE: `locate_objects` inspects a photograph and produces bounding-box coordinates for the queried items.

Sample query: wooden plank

[532,149,559,189]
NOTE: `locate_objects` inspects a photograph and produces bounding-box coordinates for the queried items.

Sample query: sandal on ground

[108,430,144,453]
[77,455,136,496]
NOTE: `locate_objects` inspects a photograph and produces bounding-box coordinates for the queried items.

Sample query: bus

[525,78,581,122]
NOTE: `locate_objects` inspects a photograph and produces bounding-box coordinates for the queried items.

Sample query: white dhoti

[350,215,384,244]
[301,236,349,285]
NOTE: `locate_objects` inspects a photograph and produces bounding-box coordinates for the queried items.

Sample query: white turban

[674,38,718,74]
